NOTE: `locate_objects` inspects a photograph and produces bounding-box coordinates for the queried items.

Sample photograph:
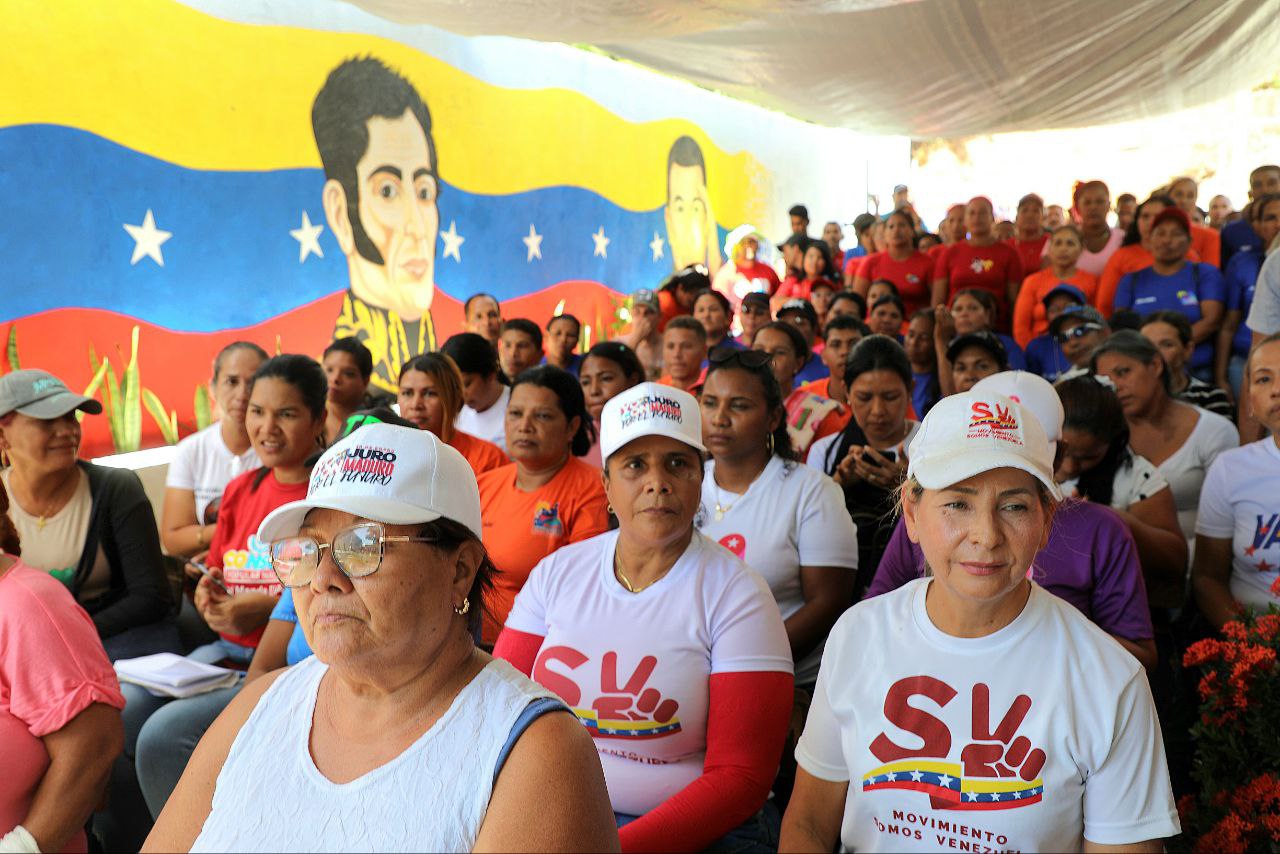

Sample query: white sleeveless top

[192,656,557,853]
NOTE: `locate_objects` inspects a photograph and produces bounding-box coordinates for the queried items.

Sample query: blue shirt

[1025,334,1072,382]
[1113,262,1227,370]
[996,333,1027,371]
[539,353,583,377]
[269,587,313,666]
[794,352,830,387]
[1224,250,1263,358]
[843,246,868,267]
[1220,219,1259,270]
[911,371,940,419]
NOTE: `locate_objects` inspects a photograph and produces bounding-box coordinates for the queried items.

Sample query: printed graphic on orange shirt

[861,677,1046,811]
[532,501,564,536]
[534,647,682,740]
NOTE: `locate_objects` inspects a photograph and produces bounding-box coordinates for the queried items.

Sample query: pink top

[0,561,125,853]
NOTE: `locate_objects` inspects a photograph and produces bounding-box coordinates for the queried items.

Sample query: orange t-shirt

[657,371,705,393]
[449,430,508,477]
[476,457,610,643]
[657,289,684,333]
[1097,244,1201,316]
[1191,223,1221,268]
[1012,268,1100,348]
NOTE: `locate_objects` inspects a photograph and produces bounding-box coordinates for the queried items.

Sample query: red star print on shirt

[718,534,746,559]
[1258,559,1275,573]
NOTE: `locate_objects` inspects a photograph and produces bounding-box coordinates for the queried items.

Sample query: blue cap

[1041,284,1087,308]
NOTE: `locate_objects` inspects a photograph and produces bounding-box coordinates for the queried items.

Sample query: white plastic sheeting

[342,0,1280,137]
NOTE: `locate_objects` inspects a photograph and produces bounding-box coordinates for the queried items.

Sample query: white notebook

[115,653,241,698]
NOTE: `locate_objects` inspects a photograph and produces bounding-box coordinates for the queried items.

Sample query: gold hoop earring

[606,503,614,514]
[766,432,775,456]
[454,599,471,616]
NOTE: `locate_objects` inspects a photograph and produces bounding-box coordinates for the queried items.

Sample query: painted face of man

[666,162,710,270]
[337,109,439,320]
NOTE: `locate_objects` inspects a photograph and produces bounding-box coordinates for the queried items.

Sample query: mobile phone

[187,560,231,595]
[865,448,897,467]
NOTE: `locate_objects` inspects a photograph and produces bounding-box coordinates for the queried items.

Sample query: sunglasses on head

[1057,323,1104,343]
[708,349,774,369]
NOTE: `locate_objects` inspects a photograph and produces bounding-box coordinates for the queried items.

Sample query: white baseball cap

[906,391,1062,499]
[972,371,1064,451]
[599,382,706,464]
[257,423,482,543]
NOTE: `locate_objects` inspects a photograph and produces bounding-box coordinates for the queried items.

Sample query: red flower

[1271,574,1280,597]
[1185,638,1228,667]
[1253,612,1280,642]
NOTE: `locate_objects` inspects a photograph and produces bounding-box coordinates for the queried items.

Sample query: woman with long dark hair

[397,352,507,475]
[1054,375,1188,610]
[697,349,858,687]
[811,336,920,596]
[476,366,609,645]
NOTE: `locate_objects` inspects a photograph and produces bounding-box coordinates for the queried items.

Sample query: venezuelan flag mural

[0,0,888,455]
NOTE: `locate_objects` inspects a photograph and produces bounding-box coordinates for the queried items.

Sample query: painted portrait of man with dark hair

[664,135,722,277]
[313,56,439,394]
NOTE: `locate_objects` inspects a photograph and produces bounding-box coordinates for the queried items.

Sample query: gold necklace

[614,550,662,594]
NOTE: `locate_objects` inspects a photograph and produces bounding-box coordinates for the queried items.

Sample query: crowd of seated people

[4,165,1280,853]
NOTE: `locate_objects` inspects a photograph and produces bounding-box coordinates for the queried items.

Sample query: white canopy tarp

[341,0,1280,137]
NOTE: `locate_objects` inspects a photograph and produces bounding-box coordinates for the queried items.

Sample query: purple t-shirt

[866,499,1154,641]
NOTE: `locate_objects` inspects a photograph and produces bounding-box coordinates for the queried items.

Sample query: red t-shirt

[476,458,610,644]
[732,260,781,296]
[449,430,508,477]
[1007,234,1048,278]
[207,469,308,648]
[933,241,1024,331]
[777,276,834,301]
[855,251,935,316]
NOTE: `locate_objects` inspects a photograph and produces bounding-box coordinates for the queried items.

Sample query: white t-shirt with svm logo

[504,529,792,816]
[796,579,1179,852]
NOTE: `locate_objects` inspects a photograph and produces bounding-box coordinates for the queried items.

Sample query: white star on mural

[885,771,897,781]
[123,209,172,267]
[989,792,1001,801]
[649,232,665,261]
[290,211,325,263]
[441,220,465,262]
[1012,791,1022,799]
[592,226,610,259]
[909,770,923,782]
[523,224,543,262]
[966,791,979,802]
[937,774,953,788]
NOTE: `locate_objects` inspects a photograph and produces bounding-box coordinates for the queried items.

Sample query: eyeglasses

[269,522,438,589]
[708,348,774,369]
[1057,323,1104,343]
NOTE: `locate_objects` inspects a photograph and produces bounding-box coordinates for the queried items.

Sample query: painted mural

[0,0,880,454]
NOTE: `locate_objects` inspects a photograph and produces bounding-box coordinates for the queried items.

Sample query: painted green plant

[88,326,184,452]
[194,385,212,432]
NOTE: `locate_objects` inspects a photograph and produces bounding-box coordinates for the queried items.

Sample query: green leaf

[142,387,179,445]
[6,325,18,372]
[120,326,142,452]
[194,385,212,432]
[78,360,109,423]
[104,360,123,451]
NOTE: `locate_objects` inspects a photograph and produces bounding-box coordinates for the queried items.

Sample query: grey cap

[630,289,660,313]
[0,369,103,419]
[1049,305,1107,337]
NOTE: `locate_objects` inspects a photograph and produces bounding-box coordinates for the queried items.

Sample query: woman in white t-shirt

[1091,331,1238,549]
[697,349,859,688]
[495,382,794,852]
[1194,334,1280,626]
[781,390,1179,853]
[161,341,266,558]
[1054,375,1187,610]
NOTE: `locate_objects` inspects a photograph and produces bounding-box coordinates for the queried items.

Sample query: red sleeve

[932,244,950,281]
[618,670,794,853]
[842,256,859,279]
[492,627,544,676]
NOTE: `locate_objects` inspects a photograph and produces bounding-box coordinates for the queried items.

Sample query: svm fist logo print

[861,676,1046,810]
[533,647,682,739]
[968,401,1018,431]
